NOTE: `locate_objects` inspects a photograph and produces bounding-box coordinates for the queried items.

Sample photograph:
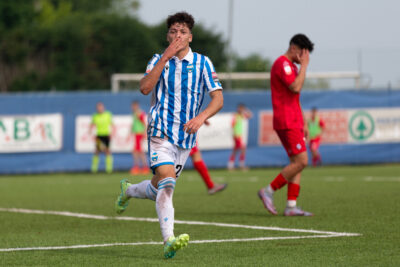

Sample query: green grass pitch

[0,165,399,266]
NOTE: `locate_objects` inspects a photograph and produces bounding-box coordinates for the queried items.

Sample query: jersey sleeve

[278,60,297,88]
[202,56,223,93]
[144,54,161,76]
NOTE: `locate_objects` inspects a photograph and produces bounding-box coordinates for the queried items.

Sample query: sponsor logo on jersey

[283,62,292,75]
[212,72,220,83]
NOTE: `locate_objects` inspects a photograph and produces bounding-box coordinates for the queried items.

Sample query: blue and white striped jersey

[145,48,222,149]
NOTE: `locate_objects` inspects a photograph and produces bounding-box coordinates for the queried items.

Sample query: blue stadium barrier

[0,89,399,174]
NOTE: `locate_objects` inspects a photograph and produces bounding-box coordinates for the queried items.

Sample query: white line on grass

[0,234,359,252]
[363,176,400,182]
[0,207,358,236]
[0,207,360,252]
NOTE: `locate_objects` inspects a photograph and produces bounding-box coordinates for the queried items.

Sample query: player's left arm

[184,89,223,134]
[301,105,308,139]
[110,113,116,138]
[244,108,253,119]
[139,112,146,125]
[319,118,325,135]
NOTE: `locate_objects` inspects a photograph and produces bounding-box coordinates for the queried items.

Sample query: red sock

[229,153,235,162]
[312,156,317,166]
[239,152,245,161]
[193,160,214,189]
[270,173,288,191]
[287,183,300,201]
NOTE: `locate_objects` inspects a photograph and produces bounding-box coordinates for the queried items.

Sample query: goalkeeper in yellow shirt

[89,102,114,173]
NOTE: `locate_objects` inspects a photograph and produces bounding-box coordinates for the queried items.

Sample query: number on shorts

[175,164,183,177]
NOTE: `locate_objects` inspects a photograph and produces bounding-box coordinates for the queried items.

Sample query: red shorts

[233,136,244,149]
[309,137,321,151]
[190,142,199,156]
[275,128,306,157]
[134,134,144,152]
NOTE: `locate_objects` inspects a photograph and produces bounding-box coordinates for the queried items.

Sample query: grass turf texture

[0,165,399,266]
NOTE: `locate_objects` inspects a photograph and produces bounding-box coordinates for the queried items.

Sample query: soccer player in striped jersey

[115,12,223,259]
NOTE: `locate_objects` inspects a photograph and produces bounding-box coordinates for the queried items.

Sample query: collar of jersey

[171,48,193,63]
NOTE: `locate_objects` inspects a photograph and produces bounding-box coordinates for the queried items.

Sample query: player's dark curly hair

[290,34,314,52]
[167,12,195,30]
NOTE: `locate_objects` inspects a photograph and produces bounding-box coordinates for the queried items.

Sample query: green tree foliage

[0,0,227,92]
[233,53,271,72]
[0,1,36,31]
[228,53,271,89]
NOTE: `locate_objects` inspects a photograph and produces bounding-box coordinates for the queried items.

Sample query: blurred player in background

[190,120,227,194]
[114,12,224,259]
[307,107,325,166]
[227,103,252,171]
[89,102,114,174]
[130,101,149,175]
[258,34,314,216]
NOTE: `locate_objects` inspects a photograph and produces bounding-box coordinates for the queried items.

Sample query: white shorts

[148,136,191,178]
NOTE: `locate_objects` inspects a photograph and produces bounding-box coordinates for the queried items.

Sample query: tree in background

[0,0,276,92]
[0,0,227,92]
[229,53,271,89]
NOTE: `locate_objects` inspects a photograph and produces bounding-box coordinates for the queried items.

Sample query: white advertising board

[75,115,147,153]
[75,112,248,153]
[0,113,63,153]
[197,112,248,150]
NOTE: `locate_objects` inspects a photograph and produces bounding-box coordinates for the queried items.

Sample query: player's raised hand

[298,49,310,66]
[163,38,185,60]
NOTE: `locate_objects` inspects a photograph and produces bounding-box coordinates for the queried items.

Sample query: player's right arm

[140,38,186,95]
[288,49,310,93]
[89,115,96,135]
[231,116,236,128]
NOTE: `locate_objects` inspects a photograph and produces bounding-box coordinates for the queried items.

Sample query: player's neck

[176,46,190,60]
[283,52,294,63]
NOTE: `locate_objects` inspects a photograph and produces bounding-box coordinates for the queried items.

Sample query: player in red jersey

[227,103,253,171]
[190,120,227,194]
[307,107,325,166]
[130,101,150,175]
[258,34,314,216]
[190,144,227,194]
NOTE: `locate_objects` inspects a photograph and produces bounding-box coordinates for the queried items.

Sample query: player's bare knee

[294,157,308,170]
[299,158,308,169]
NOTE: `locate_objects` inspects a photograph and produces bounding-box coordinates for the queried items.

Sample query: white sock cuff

[157,177,176,190]
[266,185,275,195]
[287,200,297,208]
